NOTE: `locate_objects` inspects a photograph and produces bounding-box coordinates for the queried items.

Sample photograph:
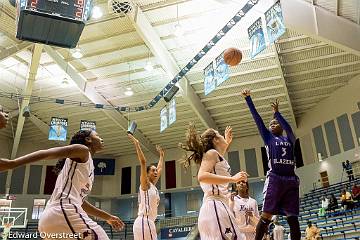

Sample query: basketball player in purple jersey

[242,89,300,240]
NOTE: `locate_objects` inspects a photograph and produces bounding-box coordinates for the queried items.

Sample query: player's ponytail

[53,130,92,175]
[179,123,217,168]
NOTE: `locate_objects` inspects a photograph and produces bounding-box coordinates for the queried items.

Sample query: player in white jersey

[230,180,259,240]
[180,124,248,240]
[0,130,124,239]
[128,134,164,240]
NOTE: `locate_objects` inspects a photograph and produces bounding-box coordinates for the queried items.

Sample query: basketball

[223,47,242,66]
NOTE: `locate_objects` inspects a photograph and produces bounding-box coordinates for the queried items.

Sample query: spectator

[0,105,9,129]
[343,160,355,182]
[319,195,329,216]
[352,184,360,201]
[328,194,338,212]
[273,221,285,240]
[305,221,320,240]
[340,189,354,210]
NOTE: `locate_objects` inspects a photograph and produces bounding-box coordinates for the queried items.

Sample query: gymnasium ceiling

[0,0,359,157]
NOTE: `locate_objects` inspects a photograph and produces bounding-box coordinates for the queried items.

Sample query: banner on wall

[93,158,115,175]
[168,98,176,126]
[48,117,68,141]
[80,120,96,131]
[160,225,195,240]
[265,1,286,43]
[248,17,266,59]
[214,52,230,87]
[204,62,216,96]
[160,106,168,133]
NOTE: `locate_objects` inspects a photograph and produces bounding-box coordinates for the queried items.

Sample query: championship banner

[168,98,176,126]
[48,117,68,141]
[160,106,168,133]
[204,62,216,96]
[160,225,195,239]
[80,120,96,131]
[248,17,266,59]
[93,158,115,175]
[265,1,286,43]
[215,52,230,87]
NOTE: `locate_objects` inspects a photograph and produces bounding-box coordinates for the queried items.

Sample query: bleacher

[278,178,360,239]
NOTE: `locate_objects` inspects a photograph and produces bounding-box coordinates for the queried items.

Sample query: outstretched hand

[225,126,233,146]
[241,89,250,97]
[106,215,125,231]
[156,145,164,157]
[128,134,139,145]
[0,158,14,172]
[271,99,279,113]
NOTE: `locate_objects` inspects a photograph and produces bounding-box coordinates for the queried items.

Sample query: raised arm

[198,150,248,185]
[82,200,124,231]
[242,89,271,144]
[153,145,164,185]
[224,126,233,152]
[128,134,149,191]
[271,99,296,144]
[0,144,90,172]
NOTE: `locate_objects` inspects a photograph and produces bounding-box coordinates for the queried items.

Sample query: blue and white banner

[161,225,194,239]
[204,62,216,96]
[265,1,286,43]
[248,17,266,59]
[214,52,230,87]
[80,120,96,131]
[93,159,115,175]
[160,106,168,133]
[168,98,176,126]
[48,117,68,141]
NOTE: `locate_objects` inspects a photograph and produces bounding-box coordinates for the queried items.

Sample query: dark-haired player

[242,89,300,240]
[128,134,164,240]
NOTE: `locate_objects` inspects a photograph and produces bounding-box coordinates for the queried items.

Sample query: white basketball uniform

[133,183,160,240]
[198,152,245,240]
[39,153,108,240]
[232,195,259,240]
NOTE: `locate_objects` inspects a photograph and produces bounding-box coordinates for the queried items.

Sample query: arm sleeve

[274,111,296,144]
[245,96,271,143]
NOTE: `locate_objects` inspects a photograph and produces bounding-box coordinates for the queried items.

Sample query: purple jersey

[245,96,296,176]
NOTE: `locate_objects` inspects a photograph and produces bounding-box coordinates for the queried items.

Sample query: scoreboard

[16,0,92,48]
[20,0,91,21]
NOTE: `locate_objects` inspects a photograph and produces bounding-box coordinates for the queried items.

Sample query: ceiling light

[92,6,103,19]
[71,48,83,59]
[61,77,69,87]
[174,23,184,37]
[144,61,154,72]
[124,87,134,96]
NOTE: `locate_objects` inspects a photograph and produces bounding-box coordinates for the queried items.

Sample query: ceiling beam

[128,4,217,129]
[0,42,33,63]
[11,44,43,159]
[44,46,158,156]
[285,60,360,77]
[287,70,360,87]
